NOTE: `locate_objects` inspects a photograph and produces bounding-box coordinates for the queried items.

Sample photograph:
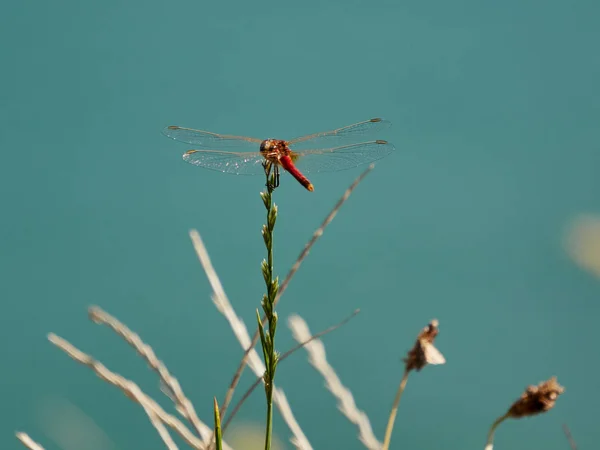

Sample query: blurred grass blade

[213,398,223,450]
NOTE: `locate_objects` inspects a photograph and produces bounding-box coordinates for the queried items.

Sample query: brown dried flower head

[507,376,565,418]
[403,319,446,372]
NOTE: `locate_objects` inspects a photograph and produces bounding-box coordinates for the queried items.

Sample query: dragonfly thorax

[260,139,290,162]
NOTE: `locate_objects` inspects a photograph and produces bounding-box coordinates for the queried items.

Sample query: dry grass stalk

[144,407,180,450]
[189,230,312,450]
[272,390,311,450]
[219,165,375,419]
[382,319,445,450]
[288,314,381,450]
[88,306,209,444]
[16,432,45,450]
[563,424,578,450]
[485,377,565,450]
[47,332,212,450]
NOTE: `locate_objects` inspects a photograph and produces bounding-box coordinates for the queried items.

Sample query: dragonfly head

[260,139,288,160]
[260,139,276,154]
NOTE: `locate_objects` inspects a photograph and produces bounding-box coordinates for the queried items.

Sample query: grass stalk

[484,413,509,450]
[381,370,410,450]
[563,424,578,450]
[16,432,45,450]
[257,166,280,450]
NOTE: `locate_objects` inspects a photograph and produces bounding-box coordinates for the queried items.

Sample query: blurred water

[1,0,599,449]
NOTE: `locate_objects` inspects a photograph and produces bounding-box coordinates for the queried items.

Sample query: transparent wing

[163,126,263,150]
[422,342,446,365]
[287,118,391,149]
[291,140,394,174]
[182,150,267,175]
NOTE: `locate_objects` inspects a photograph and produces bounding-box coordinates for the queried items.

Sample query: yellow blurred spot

[227,422,284,450]
[566,214,600,278]
[36,396,116,450]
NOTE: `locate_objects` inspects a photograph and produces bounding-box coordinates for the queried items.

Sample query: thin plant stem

[382,370,410,450]
[219,164,375,420]
[222,309,360,433]
[563,424,578,450]
[265,395,274,450]
[484,413,509,450]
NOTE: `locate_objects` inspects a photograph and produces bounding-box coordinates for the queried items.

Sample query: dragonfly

[162,118,395,192]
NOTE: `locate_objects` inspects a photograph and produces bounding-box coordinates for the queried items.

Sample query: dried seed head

[507,376,565,418]
[403,319,446,372]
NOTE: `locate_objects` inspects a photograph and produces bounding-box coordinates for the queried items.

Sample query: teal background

[1,0,599,449]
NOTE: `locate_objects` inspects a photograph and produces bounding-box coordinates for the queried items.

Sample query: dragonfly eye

[260,140,273,153]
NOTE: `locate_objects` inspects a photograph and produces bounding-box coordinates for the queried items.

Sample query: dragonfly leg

[262,161,271,178]
[262,161,278,191]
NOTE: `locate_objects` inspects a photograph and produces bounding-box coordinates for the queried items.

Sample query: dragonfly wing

[287,118,391,149]
[182,150,267,175]
[291,140,394,174]
[163,126,263,150]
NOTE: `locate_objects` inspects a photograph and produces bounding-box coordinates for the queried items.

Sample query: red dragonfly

[162,118,394,192]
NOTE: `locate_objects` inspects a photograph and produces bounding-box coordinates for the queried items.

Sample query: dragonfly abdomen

[279,155,314,192]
